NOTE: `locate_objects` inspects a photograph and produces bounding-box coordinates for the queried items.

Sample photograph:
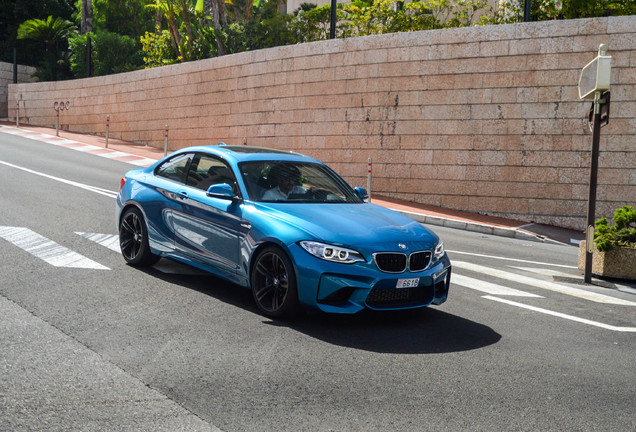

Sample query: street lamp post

[578,44,612,284]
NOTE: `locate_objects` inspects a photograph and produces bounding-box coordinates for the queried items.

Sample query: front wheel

[251,246,299,318]
[119,207,160,267]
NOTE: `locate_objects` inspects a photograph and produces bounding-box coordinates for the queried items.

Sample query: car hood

[252,202,439,251]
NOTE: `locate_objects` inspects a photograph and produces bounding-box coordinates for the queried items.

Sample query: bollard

[55,108,60,136]
[367,157,372,203]
[105,115,110,148]
[164,124,169,156]
[16,101,19,128]
[243,137,247,145]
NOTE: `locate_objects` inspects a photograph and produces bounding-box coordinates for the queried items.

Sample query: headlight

[434,241,445,259]
[299,241,365,264]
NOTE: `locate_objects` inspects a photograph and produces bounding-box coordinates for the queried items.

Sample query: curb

[395,209,557,244]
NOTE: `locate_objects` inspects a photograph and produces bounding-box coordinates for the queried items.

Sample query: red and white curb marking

[0,125,158,167]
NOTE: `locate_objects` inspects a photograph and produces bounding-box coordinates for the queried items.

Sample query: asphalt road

[1,132,635,432]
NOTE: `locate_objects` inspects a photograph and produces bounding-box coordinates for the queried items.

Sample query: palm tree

[80,0,93,34]
[17,16,77,52]
[17,16,77,81]
[200,0,226,55]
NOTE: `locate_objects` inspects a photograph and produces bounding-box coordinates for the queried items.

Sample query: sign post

[54,102,60,136]
[578,44,611,284]
[105,115,110,148]
[53,101,71,136]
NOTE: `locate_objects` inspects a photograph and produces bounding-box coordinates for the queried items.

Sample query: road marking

[509,266,578,278]
[483,296,636,333]
[453,261,636,306]
[446,250,577,269]
[76,232,120,253]
[0,160,118,199]
[0,126,158,167]
[452,274,543,297]
[0,226,109,270]
[76,232,206,275]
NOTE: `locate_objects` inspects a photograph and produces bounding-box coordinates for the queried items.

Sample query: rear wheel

[251,246,299,318]
[119,207,160,267]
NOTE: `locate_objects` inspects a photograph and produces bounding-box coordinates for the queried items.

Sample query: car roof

[173,144,321,165]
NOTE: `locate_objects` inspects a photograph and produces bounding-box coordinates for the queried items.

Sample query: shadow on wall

[1,62,36,119]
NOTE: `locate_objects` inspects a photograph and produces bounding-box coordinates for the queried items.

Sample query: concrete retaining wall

[1,62,36,118]
[8,16,636,230]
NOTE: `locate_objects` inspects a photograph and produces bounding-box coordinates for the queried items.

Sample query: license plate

[396,278,419,289]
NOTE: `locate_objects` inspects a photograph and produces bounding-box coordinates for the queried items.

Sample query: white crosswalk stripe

[484,296,636,332]
[452,260,636,306]
[510,266,580,278]
[452,274,543,297]
[77,232,204,275]
[0,226,109,270]
[76,232,121,253]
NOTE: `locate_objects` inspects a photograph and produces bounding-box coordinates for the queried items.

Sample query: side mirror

[354,187,369,201]
[206,183,236,201]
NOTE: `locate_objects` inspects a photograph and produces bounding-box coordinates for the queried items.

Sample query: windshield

[239,161,363,204]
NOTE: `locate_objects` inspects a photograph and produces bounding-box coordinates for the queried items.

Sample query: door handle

[177,191,189,200]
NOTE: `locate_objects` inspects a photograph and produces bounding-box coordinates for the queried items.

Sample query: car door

[143,152,195,253]
[171,153,250,275]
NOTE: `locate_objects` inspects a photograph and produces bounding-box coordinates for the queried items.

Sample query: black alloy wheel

[119,207,160,267]
[251,246,299,317]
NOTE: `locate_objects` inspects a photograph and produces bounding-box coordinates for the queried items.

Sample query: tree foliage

[16,16,78,81]
[7,0,636,78]
[69,30,145,77]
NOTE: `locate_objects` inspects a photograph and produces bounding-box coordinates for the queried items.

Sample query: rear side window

[155,153,193,183]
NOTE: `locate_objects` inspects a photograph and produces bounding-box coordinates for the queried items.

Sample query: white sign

[578,44,611,100]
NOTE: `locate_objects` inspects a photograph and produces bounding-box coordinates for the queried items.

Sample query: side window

[186,154,237,192]
[155,153,193,184]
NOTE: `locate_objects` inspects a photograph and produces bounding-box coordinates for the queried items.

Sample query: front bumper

[290,243,452,314]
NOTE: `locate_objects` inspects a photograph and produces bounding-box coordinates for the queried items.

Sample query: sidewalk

[1,121,584,246]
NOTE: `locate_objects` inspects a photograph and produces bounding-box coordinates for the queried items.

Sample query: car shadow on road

[275,309,502,354]
[142,261,501,355]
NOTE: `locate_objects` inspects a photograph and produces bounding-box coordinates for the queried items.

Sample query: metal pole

[105,114,110,148]
[56,108,60,136]
[523,0,531,22]
[86,35,92,77]
[16,101,19,127]
[164,124,169,156]
[329,0,337,39]
[13,48,18,84]
[584,91,602,284]
[367,157,372,203]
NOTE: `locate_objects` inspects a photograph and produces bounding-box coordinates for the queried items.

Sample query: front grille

[373,250,433,273]
[374,253,407,273]
[409,251,432,271]
[366,285,435,308]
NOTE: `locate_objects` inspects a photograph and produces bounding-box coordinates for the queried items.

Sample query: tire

[119,207,160,267]
[251,246,299,318]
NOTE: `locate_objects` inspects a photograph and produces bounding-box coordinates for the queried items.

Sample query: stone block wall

[8,16,636,230]
[0,62,36,118]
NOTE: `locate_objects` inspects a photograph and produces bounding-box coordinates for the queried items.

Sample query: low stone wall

[8,16,636,230]
[0,62,36,118]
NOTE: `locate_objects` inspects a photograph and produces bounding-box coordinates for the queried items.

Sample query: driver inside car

[262,163,306,201]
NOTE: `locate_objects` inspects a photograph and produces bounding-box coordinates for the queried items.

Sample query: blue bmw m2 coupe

[117,145,451,317]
